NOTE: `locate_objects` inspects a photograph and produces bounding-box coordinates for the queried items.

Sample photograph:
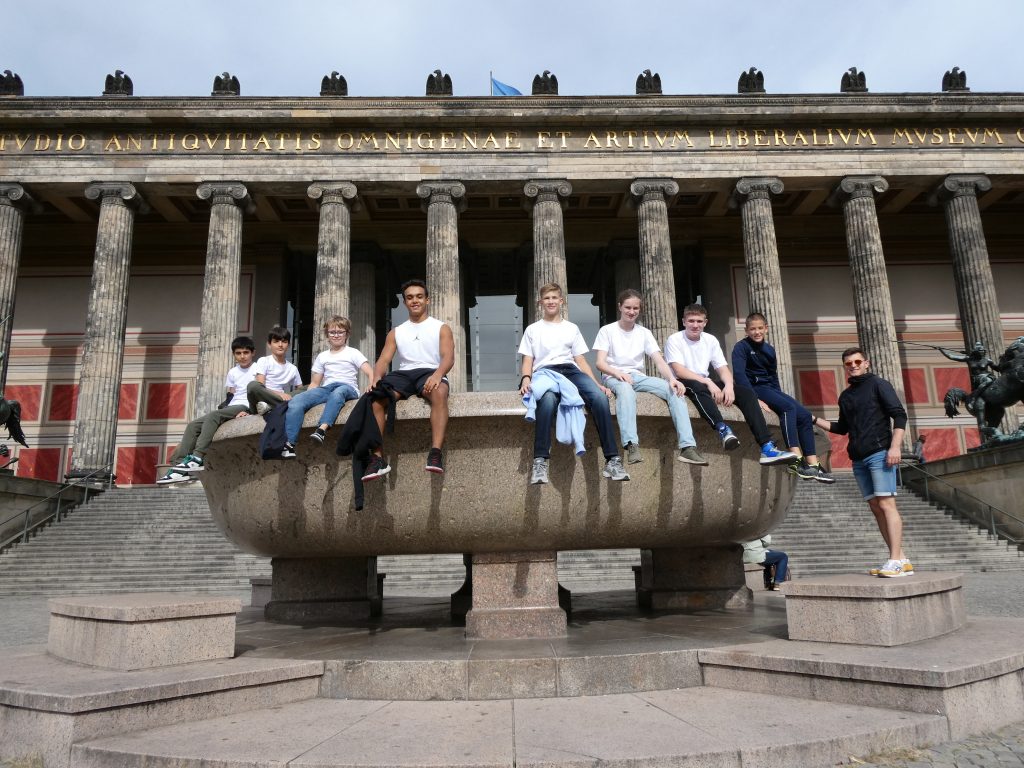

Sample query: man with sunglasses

[812,348,912,578]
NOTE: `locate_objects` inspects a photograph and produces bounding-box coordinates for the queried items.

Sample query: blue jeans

[752,384,815,455]
[852,449,898,499]
[763,549,788,584]
[607,375,695,449]
[533,364,618,459]
[284,382,359,443]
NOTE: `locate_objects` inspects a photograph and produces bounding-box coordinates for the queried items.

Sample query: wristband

[519,375,532,387]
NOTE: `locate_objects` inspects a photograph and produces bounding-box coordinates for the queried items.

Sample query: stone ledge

[781,571,963,598]
[47,593,243,670]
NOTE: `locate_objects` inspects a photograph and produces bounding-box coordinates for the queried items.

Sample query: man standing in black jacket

[812,347,912,579]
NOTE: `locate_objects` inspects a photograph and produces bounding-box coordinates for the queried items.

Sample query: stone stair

[772,474,1024,576]
[0,485,271,596]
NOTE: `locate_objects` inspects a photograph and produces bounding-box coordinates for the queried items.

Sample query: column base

[464,551,567,640]
[635,546,752,612]
[264,556,379,624]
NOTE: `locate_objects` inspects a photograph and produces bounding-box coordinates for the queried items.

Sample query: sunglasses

[843,359,866,368]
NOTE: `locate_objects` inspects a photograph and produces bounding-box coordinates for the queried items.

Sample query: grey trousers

[170,404,248,463]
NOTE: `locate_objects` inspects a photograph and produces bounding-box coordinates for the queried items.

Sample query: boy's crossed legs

[285,382,359,446]
[363,368,449,480]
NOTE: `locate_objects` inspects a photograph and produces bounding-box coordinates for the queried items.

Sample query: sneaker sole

[310,437,325,444]
[759,455,796,466]
[722,437,740,450]
[677,456,709,465]
[157,477,191,485]
[425,466,444,474]
[361,466,391,482]
[626,456,644,464]
[602,471,631,481]
[530,477,549,484]
[878,571,908,578]
[813,475,836,484]
[181,466,205,474]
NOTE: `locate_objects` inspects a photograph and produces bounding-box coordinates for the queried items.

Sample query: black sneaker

[425,447,444,474]
[310,427,328,444]
[361,454,391,482]
[281,442,297,459]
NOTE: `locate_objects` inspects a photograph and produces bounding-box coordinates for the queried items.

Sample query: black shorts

[380,368,448,398]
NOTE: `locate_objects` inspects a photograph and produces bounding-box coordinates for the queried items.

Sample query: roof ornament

[103,70,133,96]
[212,72,240,96]
[636,69,662,95]
[738,67,765,94]
[532,70,558,95]
[426,69,452,96]
[840,67,868,93]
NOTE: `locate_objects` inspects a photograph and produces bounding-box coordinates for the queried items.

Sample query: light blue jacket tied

[523,367,587,455]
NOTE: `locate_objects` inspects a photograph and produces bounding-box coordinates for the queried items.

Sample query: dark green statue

[944,338,1024,444]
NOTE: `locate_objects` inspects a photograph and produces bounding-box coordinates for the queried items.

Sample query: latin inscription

[1,127,1021,154]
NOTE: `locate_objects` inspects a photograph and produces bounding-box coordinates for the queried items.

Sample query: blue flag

[491,77,522,96]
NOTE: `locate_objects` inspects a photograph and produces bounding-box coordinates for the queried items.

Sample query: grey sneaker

[602,456,630,481]
[677,446,709,465]
[792,461,819,480]
[625,442,643,464]
[531,457,550,485]
[811,465,836,484]
[255,401,271,415]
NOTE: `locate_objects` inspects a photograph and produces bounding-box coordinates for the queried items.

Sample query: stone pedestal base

[783,572,965,646]
[636,546,752,611]
[47,593,241,670]
[265,556,380,623]
[465,551,567,639]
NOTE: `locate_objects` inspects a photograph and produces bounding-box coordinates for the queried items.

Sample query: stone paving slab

[71,688,948,768]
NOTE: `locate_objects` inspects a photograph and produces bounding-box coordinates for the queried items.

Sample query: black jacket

[732,337,780,389]
[832,373,908,461]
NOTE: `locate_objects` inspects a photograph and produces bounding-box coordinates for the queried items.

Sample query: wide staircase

[1,476,1020,598]
[772,474,1024,576]
[0,486,270,596]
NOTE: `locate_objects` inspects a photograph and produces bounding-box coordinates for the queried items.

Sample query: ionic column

[70,183,146,478]
[831,176,906,404]
[349,260,376,388]
[630,179,679,357]
[525,180,572,321]
[416,181,466,392]
[731,177,794,393]
[932,174,1016,432]
[0,184,35,389]
[308,182,357,332]
[194,182,252,417]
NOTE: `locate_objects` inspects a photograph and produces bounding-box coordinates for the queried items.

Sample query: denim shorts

[852,449,898,499]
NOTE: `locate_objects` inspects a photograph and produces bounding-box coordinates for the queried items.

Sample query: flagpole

[489,70,493,96]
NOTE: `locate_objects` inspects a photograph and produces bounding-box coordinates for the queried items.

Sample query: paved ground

[2,572,1023,767]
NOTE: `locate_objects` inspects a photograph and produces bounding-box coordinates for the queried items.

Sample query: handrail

[900,460,1024,546]
[0,464,115,553]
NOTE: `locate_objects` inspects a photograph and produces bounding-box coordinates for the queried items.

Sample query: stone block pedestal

[782,572,965,646]
[47,593,241,670]
[265,556,380,623]
[465,551,567,639]
[636,546,752,611]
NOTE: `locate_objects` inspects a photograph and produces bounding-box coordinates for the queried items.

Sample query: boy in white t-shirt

[283,315,373,455]
[518,282,628,484]
[246,326,303,453]
[157,335,256,484]
[663,304,796,466]
[593,289,707,466]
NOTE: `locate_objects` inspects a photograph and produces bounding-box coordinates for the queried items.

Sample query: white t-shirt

[592,322,660,381]
[394,316,444,371]
[252,356,302,392]
[663,331,727,379]
[224,364,257,407]
[313,346,368,389]
[518,319,588,370]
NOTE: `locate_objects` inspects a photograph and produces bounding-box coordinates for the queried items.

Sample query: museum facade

[1,70,1021,483]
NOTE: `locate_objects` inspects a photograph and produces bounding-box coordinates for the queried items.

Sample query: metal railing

[0,464,115,553]
[900,460,1024,547]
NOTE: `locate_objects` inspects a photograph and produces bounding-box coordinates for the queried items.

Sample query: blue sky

[4,0,1021,97]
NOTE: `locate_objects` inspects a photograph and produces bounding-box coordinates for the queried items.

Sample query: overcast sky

[4,0,1022,98]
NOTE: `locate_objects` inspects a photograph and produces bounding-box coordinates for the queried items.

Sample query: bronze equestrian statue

[943,338,1024,444]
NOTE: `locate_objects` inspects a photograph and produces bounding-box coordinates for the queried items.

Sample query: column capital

[307,181,358,206]
[629,178,679,203]
[930,174,992,205]
[829,175,889,206]
[0,183,37,212]
[196,181,254,212]
[524,179,572,208]
[730,177,784,206]
[416,180,466,212]
[85,182,147,210]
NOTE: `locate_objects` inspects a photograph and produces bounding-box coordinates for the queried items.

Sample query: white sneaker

[530,457,549,484]
[878,559,908,578]
[156,470,191,485]
[602,456,630,481]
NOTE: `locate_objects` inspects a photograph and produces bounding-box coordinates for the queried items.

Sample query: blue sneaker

[716,423,740,450]
[759,441,799,466]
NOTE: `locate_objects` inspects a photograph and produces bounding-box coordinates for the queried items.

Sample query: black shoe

[310,427,328,444]
[425,447,444,474]
[361,454,391,482]
[281,442,296,459]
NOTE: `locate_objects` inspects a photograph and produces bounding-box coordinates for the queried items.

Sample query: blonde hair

[538,282,563,298]
[324,315,351,335]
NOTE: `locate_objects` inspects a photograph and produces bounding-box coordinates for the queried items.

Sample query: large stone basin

[202,391,795,638]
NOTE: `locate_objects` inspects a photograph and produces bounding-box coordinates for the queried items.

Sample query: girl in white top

[285,315,373,449]
[593,289,706,466]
